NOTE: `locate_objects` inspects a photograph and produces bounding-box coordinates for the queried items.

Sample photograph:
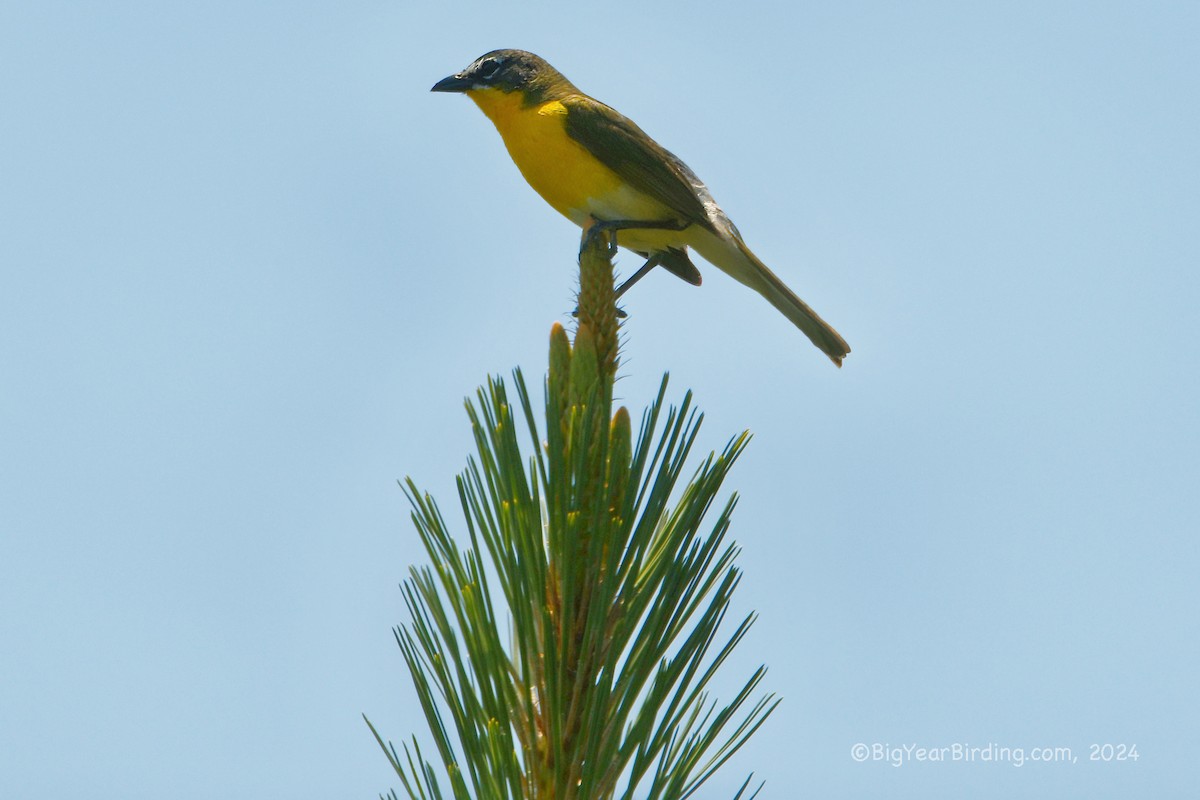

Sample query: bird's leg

[580,217,690,257]
[614,254,662,299]
[570,254,661,319]
[575,218,690,317]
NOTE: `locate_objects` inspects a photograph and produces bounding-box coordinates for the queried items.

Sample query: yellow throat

[464,87,666,232]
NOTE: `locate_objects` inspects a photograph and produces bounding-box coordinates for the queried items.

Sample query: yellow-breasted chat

[432,49,851,367]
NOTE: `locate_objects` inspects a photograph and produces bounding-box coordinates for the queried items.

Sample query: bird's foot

[579,217,691,258]
[581,219,620,256]
[571,305,628,319]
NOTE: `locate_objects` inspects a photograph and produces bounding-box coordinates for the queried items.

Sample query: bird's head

[431,50,576,105]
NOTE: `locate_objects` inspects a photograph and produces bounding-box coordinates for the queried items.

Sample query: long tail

[692,229,851,367]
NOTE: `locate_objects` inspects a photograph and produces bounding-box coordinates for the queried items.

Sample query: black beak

[431,73,473,93]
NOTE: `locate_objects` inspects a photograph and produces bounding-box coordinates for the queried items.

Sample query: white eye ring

[478,58,501,79]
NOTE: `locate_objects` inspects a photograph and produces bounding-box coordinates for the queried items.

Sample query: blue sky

[2,2,1197,798]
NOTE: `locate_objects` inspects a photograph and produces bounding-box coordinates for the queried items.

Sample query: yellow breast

[465,87,673,239]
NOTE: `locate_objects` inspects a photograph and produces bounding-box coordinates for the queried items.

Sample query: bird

[431,49,851,367]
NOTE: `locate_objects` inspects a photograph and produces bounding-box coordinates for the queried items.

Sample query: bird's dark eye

[477,58,501,79]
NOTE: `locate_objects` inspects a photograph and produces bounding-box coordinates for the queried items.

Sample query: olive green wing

[562,95,716,232]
